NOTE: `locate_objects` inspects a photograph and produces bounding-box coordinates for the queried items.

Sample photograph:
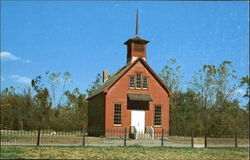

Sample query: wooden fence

[0,129,248,147]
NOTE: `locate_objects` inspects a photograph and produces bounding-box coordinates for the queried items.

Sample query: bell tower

[124,10,149,64]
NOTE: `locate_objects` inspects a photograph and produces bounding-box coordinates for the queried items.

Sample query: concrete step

[136,133,153,139]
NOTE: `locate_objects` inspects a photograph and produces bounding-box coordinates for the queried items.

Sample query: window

[129,77,135,88]
[143,77,148,89]
[114,104,121,125]
[154,106,162,126]
[136,73,141,88]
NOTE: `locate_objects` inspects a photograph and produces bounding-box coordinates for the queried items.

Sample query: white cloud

[10,74,20,79]
[17,77,31,84]
[0,51,20,61]
[9,74,31,85]
[21,59,31,63]
[0,51,31,63]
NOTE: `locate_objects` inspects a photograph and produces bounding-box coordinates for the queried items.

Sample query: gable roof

[86,58,173,100]
[124,36,149,45]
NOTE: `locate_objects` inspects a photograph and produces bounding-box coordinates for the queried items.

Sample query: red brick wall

[105,60,170,135]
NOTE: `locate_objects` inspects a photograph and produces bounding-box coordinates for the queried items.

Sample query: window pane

[114,104,121,125]
[136,73,141,88]
[143,77,148,89]
[129,77,135,88]
[154,106,161,125]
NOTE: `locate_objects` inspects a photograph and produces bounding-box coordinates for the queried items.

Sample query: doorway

[131,110,145,133]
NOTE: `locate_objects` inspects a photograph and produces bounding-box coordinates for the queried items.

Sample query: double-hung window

[136,73,141,88]
[143,77,148,89]
[114,104,121,125]
[129,77,135,88]
[154,105,162,126]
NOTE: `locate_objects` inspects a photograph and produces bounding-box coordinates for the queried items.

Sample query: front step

[136,133,153,139]
[130,126,155,139]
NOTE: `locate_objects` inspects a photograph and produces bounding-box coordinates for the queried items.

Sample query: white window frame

[114,104,122,126]
[136,73,142,89]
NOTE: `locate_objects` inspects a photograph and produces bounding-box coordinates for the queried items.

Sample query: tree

[0,86,34,130]
[159,58,183,93]
[191,64,217,135]
[159,59,184,134]
[191,64,217,109]
[169,90,203,135]
[240,75,249,110]
[64,88,88,130]
[31,76,52,129]
[45,71,72,107]
[86,73,103,97]
[215,61,238,106]
[190,61,247,136]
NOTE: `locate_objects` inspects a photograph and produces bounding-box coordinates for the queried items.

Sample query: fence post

[124,128,127,146]
[191,130,194,148]
[235,131,238,148]
[204,130,207,148]
[37,127,41,146]
[161,129,164,147]
[82,128,86,146]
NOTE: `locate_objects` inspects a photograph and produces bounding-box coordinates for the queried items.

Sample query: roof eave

[124,38,149,45]
[86,90,107,101]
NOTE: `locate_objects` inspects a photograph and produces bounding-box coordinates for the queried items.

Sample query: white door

[131,110,145,133]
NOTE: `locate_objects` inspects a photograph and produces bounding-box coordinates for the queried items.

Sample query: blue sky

[1,1,249,104]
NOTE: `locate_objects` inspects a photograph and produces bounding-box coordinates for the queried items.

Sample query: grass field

[0,146,249,159]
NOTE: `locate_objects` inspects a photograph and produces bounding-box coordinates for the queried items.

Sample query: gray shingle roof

[86,65,128,100]
[124,36,149,45]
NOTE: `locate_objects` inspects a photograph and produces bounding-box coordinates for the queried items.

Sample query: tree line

[0,59,249,136]
[1,72,87,131]
[159,59,249,136]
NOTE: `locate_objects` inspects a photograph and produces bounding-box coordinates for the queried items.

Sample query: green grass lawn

[0,146,248,159]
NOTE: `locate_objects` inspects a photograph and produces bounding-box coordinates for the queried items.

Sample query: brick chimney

[103,71,109,83]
